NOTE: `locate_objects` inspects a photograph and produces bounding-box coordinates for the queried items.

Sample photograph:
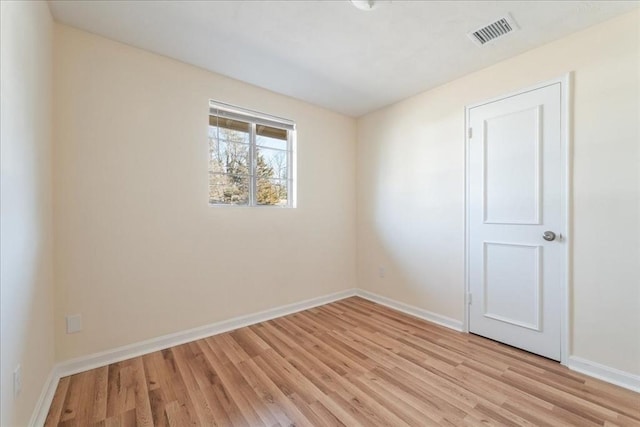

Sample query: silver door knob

[542,231,556,241]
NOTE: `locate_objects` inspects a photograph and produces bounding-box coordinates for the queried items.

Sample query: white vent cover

[468,15,519,46]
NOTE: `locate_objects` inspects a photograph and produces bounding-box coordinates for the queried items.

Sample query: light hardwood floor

[45,297,640,426]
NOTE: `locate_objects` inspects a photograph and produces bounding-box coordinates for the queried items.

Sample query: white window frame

[209,100,296,208]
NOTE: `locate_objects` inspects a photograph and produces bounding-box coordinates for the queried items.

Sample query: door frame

[463,74,572,366]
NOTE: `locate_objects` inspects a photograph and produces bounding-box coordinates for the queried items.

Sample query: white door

[467,82,565,361]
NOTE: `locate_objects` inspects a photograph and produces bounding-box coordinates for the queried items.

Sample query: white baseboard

[30,288,356,426]
[30,288,640,425]
[354,292,640,394]
[355,289,464,332]
[29,365,61,427]
[567,356,640,393]
[56,288,358,378]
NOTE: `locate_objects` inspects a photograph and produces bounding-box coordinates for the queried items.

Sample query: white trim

[56,289,357,378]
[30,286,640,424]
[465,77,566,110]
[29,289,357,426]
[561,72,573,366]
[568,356,640,393]
[29,366,61,427]
[27,289,461,425]
[464,74,572,366]
[355,289,464,332]
[464,98,471,333]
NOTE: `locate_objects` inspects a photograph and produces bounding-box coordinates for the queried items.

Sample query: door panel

[484,106,541,224]
[483,242,541,331]
[468,83,563,361]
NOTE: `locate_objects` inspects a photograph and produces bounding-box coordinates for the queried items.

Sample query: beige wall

[53,25,357,361]
[0,1,55,425]
[357,10,640,375]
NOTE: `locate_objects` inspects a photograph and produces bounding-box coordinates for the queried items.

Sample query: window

[208,101,295,207]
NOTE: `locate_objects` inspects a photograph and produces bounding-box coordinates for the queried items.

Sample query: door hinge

[468,127,473,139]
[467,292,472,305]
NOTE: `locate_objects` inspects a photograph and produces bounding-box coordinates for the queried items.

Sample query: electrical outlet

[66,314,83,334]
[13,365,22,398]
[378,266,385,278]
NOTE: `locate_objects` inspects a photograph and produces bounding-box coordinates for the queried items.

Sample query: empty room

[2,0,639,425]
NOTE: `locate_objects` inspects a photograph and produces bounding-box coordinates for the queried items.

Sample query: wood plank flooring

[45,297,640,426]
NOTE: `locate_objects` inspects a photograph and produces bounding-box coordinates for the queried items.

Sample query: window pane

[256,124,287,150]
[208,103,295,207]
[209,126,250,150]
[209,116,250,142]
[209,138,250,176]
[256,178,288,206]
[209,174,250,205]
[256,147,288,180]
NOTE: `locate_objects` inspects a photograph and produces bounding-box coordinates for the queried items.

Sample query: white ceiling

[49,1,638,117]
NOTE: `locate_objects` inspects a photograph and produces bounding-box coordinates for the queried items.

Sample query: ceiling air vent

[467,15,518,46]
